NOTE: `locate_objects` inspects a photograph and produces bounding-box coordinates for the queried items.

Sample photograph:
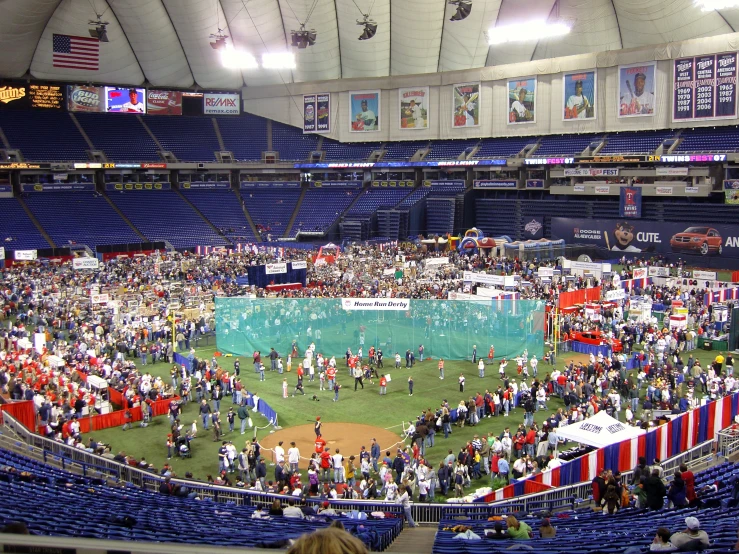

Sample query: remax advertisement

[552,217,739,257]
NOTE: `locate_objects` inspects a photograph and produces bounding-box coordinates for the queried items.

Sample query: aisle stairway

[387,526,437,554]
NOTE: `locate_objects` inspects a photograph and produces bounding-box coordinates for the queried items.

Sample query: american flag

[52,34,99,70]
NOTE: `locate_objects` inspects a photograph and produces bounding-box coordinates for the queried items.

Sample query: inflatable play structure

[457,228,511,255]
[503,238,566,261]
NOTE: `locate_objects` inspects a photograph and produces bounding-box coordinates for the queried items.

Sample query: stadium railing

[0,412,720,525]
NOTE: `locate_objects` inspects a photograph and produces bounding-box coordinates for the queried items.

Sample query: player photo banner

[399,87,429,130]
[508,77,536,125]
[674,53,738,121]
[619,186,642,218]
[618,62,656,117]
[303,94,317,133]
[350,90,380,132]
[452,82,480,128]
[725,180,739,205]
[563,70,596,121]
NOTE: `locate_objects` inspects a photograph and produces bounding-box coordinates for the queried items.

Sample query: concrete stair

[386,525,437,553]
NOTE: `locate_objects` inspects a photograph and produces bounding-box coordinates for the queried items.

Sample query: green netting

[215,298,545,362]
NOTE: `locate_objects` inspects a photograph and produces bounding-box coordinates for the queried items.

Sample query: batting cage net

[215,297,545,362]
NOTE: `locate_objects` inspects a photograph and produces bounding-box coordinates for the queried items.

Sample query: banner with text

[619,186,642,218]
[552,217,739,258]
[73,258,100,270]
[473,180,517,189]
[673,52,738,121]
[21,183,95,192]
[67,85,104,112]
[618,62,657,117]
[204,92,240,115]
[303,93,330,133]
[105,182,171,191]
[265,263,287,275]
[146,90,182,115]
[341,298,410,311]
[564,168,619,177]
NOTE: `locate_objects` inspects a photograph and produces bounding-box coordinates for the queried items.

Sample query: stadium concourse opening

[215,297,545,361]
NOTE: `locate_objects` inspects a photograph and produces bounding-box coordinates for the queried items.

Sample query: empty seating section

[24,192,139,246]
[535,134,597,156]
[425,139,479,160]
[216,115,268,160]
[398,187,433,208]
[322,140,380,161]
[143,116,219,161]
[347,188,411,215]
[0,198,50,249]
[0,449,401,551]
[271,122,319,161]
[600,130,675,154]
[0,111,89,162]
[76,113,159,161]
[676,126,739,152]
[432,460,739,554]
[661,201,737,223]
[242,187,302,238]
[180,189,256,242]
[383,141,429,160]
[475,198,519,238]
[428,182,466,196]
[475,137,531,158]
[289,187,358,236]
[426,197,456,235]
[109,190,227,248]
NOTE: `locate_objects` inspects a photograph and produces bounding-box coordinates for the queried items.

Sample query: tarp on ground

[556,410,645,449]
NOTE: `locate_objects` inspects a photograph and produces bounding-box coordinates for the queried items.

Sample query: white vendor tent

[556,411,645,449]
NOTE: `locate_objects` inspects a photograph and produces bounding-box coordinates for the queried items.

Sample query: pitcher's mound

[259,423,406,470]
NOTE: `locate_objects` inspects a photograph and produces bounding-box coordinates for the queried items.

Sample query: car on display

[670,226,723,256]
[571,330,623,353]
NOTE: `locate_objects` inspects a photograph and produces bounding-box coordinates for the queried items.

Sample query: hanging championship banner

[673,53,737,121]
[452,82,480,127]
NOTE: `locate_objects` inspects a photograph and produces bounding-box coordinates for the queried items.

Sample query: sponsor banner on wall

[240,182,301,188]
[265,262,287,275]
[526,179,544,189]
[105,182,171,191]
[573,185,586,192]
[648,266,670,277]
[508,77,536,124]
[686,186,699,194]
[181,182,230,189]
[656,186,673,195]
[21,183,95,192]
[537,267,554,278]
[452,82,480,128]
[725,179,739,205]
[564,168,619,177]
[463,271,505,287]
[694,270,718,281]
[341,298,410,311]
[552,217,739,258]
[14,250,37,261]
[673,52,738,121]
[620,186,642,218]
[618,62,657,117]
[73,258,99,270]
[594,185,610,194]
[147,90,182,115]
[204,92,240,115]
[524,218,544,239]
[399,87,429,130]
[656,167,689,176]
[67,85,104,112]
[91,293,109,304]
[350,90,380,132]
[605,289,626,301]
[563,70,597,120]
[0,184,12,195]
[310,181,362,188]
[473,180,517,189]
[633,267,648,279]
[291,260,307,270]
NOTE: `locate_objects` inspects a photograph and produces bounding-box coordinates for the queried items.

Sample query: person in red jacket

[680,464,697,505]
[525,426,537,458]
[319,447,332,482]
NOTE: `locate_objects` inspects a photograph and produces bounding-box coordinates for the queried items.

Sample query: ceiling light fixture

[291,24,317,49]
[448,0,472,21]
[262,52,297,69]
[695,0,739,9]
[88,19,109,42]
[210,29,229,50]
[220,46,259,69]
[357,15,377,40]
[487,19,571,45]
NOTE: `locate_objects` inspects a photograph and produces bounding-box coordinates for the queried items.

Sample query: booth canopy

[556,410,645,448]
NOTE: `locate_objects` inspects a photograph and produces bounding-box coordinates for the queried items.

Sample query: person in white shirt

[332,450,344,483]
[565,80,591,119]
[404,100,424,128]
[120,89,145,113]
[530,356,538,377]
[509,88,533,122]
[282,501,305,518]
[287,442,300,473]
[274,441,285,464]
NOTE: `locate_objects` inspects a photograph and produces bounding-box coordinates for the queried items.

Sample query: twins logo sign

[524,218,544,239]
[619,186,642,218]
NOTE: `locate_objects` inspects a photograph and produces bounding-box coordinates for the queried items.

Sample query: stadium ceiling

[2,0,739,90]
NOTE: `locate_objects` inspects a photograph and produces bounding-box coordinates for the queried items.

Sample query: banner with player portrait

[399,87,429,130]
[618,62,656,117]
[350,90,380,132]
[303,93,330,133]
[452,82,480,128]
[563,70,596,121]
[508,77,536,125]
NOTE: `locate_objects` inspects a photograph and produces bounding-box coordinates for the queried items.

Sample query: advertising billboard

[204,92,240,115]
[105,87,146,113]
[146,90,182,115]
[67,85,104,112]
[29,84,63,109]
[552,217,739,258]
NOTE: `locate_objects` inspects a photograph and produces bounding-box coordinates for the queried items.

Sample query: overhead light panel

[291,25,317,49]
[220,47,258,69]
[448,0,472,21]
[695,0,739,9]
[357,16,377,40]
[262,52,296,69]
[88,20,109,42]
[487,19,571,45]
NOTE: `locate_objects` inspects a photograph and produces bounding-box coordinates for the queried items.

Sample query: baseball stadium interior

[5,0,739,553]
